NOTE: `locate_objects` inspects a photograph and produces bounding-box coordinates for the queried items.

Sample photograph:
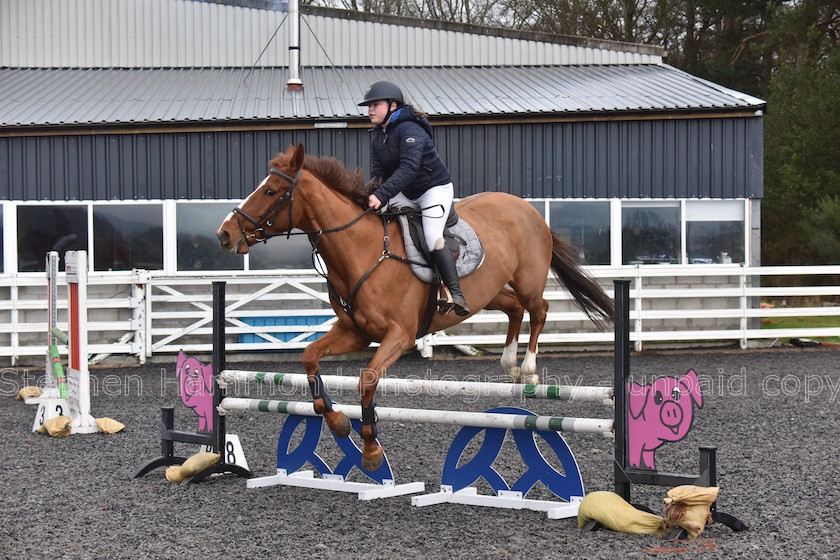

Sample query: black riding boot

[431,249,470,316]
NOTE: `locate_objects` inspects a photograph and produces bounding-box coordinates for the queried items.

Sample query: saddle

[395,204,484,284]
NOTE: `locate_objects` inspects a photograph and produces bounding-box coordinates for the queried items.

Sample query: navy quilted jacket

[369,106,452,204]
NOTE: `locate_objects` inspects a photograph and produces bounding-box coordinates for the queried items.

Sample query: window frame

[0,198,753,275]
[683,199,747,265]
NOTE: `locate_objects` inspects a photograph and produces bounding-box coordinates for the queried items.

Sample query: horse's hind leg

[507,282,549,385]
[520,297,549,384]
[302,321,370,439]
[486,288,525,382]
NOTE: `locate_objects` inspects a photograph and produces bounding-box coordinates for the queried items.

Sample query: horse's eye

[265,189,276,196]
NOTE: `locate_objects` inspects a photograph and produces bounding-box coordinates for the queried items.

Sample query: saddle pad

[398,215,484,284]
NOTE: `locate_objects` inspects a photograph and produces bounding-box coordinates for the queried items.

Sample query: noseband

[232,166,304,244]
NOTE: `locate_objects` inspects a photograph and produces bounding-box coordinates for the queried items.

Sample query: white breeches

[385,183,454,252]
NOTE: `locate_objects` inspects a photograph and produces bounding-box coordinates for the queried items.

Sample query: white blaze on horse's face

[220,175,271,225]
[218,174,273,253]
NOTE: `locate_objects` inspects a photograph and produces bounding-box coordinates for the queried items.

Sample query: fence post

[212,280,227,455]
[633,268,643,352]
[131,272,147,364]
[613,279,631,501]
[739,265,748,349]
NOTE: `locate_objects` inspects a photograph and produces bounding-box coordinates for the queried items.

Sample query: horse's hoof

[361,444,384,472]
[506,366,522,383]
[312,398,330,415]
[522,374,541,385]
[324,410,351,439]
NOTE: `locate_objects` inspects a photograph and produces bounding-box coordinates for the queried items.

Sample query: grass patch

[761,314,840,342]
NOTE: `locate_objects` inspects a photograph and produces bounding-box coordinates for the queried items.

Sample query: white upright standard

[64,251,99,434]
[33,251,100,434]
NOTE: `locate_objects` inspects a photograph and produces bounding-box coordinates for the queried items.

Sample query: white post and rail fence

[1,264,840,366]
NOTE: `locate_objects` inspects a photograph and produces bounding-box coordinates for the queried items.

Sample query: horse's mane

[271,152,368,206]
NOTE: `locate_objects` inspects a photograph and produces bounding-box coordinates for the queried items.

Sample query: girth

[317,214,441,339]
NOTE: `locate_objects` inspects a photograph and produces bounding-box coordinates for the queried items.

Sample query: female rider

[359,80,469,316]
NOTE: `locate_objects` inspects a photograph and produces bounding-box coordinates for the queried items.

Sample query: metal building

[0,0,766,364]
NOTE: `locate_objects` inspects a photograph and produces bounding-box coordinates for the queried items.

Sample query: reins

[231,167,444,335]
[232,166,377,245]
[313,208,432,322]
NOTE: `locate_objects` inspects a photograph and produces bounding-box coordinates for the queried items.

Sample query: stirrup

[436,285,468,316]
[437,286,454,315]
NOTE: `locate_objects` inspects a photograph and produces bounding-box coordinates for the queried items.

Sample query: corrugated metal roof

[0,0,663,69]
[0,65,765,128]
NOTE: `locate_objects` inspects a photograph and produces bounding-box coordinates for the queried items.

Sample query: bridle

[227,169,441,336]
[232,166,304,245]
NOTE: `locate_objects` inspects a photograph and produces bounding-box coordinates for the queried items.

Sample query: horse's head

[216,144,306,253]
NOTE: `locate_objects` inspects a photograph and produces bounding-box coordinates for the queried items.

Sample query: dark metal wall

[0,116,763,201]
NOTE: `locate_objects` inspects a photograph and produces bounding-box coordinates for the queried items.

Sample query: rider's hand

[368,194,382,210]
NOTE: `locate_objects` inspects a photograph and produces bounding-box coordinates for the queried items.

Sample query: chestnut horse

[217,144,613,471]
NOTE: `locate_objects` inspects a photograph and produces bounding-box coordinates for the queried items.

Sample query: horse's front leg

[302,320,370,439]
[486,288,525,382]
[358,326,414,472]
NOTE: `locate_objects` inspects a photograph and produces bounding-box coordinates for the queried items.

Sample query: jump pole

[220,370,613,404]
[26,252,63,403]
[220,398,613,434]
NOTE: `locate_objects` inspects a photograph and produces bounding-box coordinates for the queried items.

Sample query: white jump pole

[220,370,613,404]
[219,398,614,435]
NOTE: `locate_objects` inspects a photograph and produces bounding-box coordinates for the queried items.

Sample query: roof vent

[285,0,303,90]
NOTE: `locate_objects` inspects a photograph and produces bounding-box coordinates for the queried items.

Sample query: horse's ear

[290,143,305,171]
[283,144,295,157]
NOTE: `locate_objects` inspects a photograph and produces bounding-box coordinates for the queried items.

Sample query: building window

[93,204,164,271]
[549,201,611,265]
[175,202,244,271]
[176,203,244,271]
[529,201,546,220]
[249,233,315,270]
[622,202,681,265]
[686,201,745,264]
[17,205,88,272]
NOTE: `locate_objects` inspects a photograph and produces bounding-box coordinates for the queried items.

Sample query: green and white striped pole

[49,344,68,399]
[219,397,614,435]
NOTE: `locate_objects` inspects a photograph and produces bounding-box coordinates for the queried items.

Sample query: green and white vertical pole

[30,252,61,402]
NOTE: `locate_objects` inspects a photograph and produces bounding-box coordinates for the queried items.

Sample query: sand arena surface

[2,349,838,559]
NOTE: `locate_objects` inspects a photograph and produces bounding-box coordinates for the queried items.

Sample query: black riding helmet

[358,80,405,107]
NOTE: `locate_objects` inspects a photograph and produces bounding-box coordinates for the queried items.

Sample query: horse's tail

[550,233,615,329]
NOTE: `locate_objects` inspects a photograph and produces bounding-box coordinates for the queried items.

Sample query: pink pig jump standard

[608,281,747,536]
